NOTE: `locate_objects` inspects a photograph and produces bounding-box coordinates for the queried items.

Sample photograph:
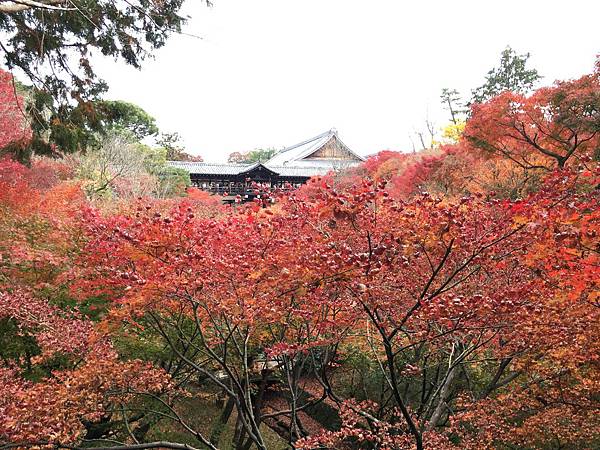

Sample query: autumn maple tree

[0,159,188,449]
[465,64,600,170]
[0,69,32,154]
[1,58,599,450]
[67,164,599,449]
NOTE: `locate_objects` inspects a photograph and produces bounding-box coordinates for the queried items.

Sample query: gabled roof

[167,161,345,178]
[168,129,364,179]
[168,162,280,177]
[265,129,365,166]
[238,162,279,177]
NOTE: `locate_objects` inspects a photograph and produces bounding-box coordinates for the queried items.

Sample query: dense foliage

[0,1,212,157]
[0,69,32,158]
[470,46,541,105]
[0,0,198,103]
[0,60,599,450]
[228,148,278,164]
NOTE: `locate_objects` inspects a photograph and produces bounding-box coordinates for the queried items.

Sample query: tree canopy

[227,148,278,164]
[0,45,599,450]
[470,46,542,105]
[0,0,211,157]
[0,0,204,103]
[97,100,159,140]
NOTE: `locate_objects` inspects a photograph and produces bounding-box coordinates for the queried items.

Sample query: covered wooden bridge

[168,129,364,196]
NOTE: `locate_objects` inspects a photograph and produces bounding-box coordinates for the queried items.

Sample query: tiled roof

[272,160,361,177]
[168,129,364,178]
[167,162,341,178]
[270,165,334,177]
[265,129,365,166]
[168,161,249,175]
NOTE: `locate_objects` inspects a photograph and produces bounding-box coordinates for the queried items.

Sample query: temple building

[168,129,364,196]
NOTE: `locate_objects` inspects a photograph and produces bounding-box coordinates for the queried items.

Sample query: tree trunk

[426,363,459,430]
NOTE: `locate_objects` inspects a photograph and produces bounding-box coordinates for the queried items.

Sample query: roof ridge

[278,129,335,154]
[168,161,252,167]
[291,129,365,162]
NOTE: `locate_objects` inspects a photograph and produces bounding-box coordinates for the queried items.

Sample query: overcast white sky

[97,0,599,162]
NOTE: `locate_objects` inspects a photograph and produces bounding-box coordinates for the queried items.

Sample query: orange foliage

[0,69,32,151]
[1,60,599,450]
